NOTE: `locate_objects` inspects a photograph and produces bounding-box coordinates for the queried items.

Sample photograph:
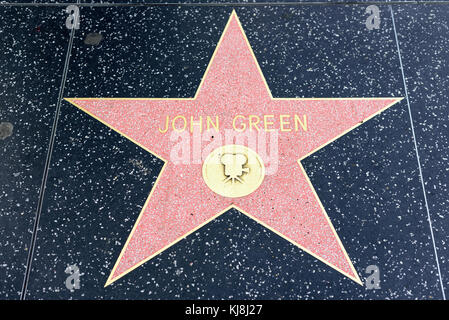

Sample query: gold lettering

[294,114,307,131]
[172,115,187,132]
[280,115,291,132]
[248,115,261,131]
[206,116,219,132]
[190,116,203,133]
[233,115,246,132]
[158,115,169,133]
[263,115,274,132]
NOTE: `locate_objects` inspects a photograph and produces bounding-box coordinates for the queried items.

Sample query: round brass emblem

[202,145,265,198]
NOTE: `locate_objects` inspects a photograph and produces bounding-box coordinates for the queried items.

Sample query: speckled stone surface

[80,0,445,4]
[1,3,447,300]
[0,7,70,299]
[393,4,449,297]
[1,0,72,3]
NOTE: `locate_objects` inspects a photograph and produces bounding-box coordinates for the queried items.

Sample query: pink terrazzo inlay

[66,11,402,286]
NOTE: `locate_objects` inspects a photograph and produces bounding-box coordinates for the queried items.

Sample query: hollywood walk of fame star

[65,11,402,286]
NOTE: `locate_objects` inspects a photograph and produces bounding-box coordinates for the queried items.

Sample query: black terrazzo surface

[0,2,447,300]
[0,7,70,298]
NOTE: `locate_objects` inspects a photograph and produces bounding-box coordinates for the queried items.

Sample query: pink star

[66,11,402,286]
